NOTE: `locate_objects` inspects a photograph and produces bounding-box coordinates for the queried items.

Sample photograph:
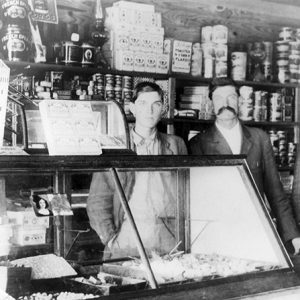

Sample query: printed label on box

[172,40,192,73]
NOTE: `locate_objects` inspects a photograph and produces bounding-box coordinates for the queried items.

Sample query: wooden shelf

[4,60,169,80]
[173,73,300,89]
[173,117,300,128]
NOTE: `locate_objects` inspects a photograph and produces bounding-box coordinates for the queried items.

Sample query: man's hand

[291,237,300,255]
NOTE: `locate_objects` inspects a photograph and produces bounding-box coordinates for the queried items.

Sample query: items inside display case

[0,156,296,299]
[94,162,291,285]
[26,99,130,154]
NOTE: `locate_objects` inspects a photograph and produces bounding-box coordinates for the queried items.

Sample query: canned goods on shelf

[123,76,133,89]
[231,52,247,81]
[279,27,294,41]
[105,74,115,86]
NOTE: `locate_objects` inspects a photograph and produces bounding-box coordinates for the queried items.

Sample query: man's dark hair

[131,81,164,103]
[209,77,239,99]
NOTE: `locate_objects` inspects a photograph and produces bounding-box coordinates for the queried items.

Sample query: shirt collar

[216,120,241,134]
[132,127,158,147]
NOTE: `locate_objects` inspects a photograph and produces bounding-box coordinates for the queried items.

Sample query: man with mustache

[189,77,300,255]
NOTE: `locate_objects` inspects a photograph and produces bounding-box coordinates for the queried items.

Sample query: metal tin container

[1,24,30,61]
[61,41,82,65]
[81,43,95,67]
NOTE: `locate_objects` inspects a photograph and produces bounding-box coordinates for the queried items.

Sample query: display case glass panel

[65,157,291,285]
[25,100,130,153]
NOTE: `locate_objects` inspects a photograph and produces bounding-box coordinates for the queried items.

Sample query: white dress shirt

[216,121,242,154]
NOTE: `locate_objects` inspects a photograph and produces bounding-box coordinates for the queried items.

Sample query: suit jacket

[189,123,300,243]
[86,131,187,245]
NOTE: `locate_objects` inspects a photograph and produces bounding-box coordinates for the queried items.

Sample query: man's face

[212,85,239,121]
[130,91,164,130]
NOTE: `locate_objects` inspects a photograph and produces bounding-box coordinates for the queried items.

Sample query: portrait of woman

[36,198,50,216]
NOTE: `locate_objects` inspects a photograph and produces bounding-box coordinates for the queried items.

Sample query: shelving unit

[4,60,300,173]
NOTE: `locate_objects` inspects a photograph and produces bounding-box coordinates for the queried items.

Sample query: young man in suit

[87,81,187,258]
[189,77,300,254]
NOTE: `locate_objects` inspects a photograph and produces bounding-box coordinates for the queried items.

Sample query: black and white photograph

[1,0,300,299]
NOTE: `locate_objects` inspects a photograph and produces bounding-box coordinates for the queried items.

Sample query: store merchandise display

[11,254,77,279]
[17,292,98,299]
[106,252,280,284]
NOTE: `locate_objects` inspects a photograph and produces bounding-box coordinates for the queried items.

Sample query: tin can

[270,93,282,106]
[105,85,115,101]
[81,43,95,67]
[93,73,104,84]
[123,88,133,103]
[114,87,123,104]
[204,57,214,78]
[215,60,227,78]
[231,52,247,81]
[212,25,228,44]
[123,76,133,90]
[254,91,262,106]
[1,24,30,61]
[239,102,253,121]
[269,130,279,147]
[201,26,213,43]
[279,27,294,41]
[284,104,293,122]
[253,105,262,122]
[261,105,268,121]
[288,152,295,167]
[263,62,273,82]
[288,142,296,154]
[115,75,123,88]
[0,0,30,26]
[260,91,268,106]
[93,84,105,100]
[105,74,115,87]
[263,41,273,63]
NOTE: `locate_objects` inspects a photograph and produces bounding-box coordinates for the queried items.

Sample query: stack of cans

[92,73,105,100]
[238,86,254,121]
[275,26,300,83]
[123,76,133,114]
[201,25,228,78]
[91,73,133,111]
[105,74,115,101]
[268,130,295,167]
[253,91,268,122]
[269,92,283,122]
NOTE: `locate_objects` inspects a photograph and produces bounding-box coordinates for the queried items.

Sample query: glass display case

[9,99,131,154]
[0,155,299,299]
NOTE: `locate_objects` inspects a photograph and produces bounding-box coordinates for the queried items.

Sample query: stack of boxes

[7,209,49,246]
[105,1,168,74]
[201,25,228,78]
[178,85,213,119]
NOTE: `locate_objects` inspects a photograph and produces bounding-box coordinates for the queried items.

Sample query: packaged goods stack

[268,130,296,168]
[7,209,49,246]
[201,25,228,78]
[105,1,167,73]
[177,85,213,119]
[164,39,192,74]
[275,26,300,84]
[190,43,202,76]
